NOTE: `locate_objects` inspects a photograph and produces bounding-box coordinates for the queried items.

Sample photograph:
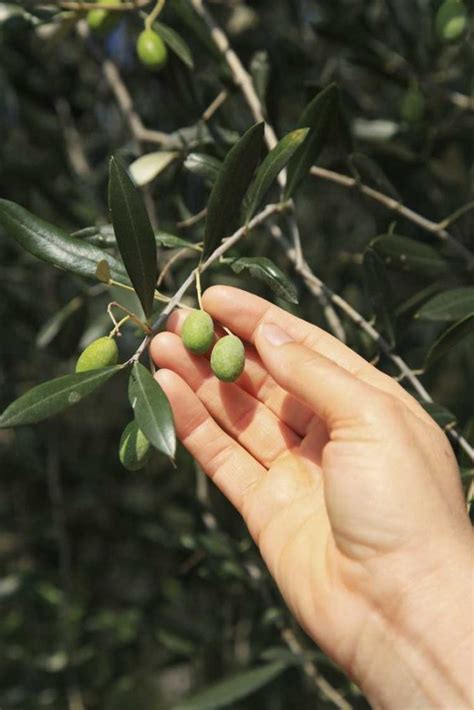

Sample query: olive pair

[181,311,245,383]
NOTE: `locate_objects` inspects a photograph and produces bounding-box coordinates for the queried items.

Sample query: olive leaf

[363,248,395,346]
[74,224,199,251]
[424,314,474,369]
[128,363,176,459]
[0,200,129,284]
[152,20,194,68]
[155,232,201,250]
[202,122,265,261]
[285,83,339,198]
[230,257,298,304]
[174,661,287,710]
[371,234,449,277]
[245,128,310,221]
[0,367,121,429]
[108,156,158,319]
[415,287,474,322]
[129,151,180,187]
[184,153,222,183]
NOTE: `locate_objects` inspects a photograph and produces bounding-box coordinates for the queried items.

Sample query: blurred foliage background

[0,0,473,708]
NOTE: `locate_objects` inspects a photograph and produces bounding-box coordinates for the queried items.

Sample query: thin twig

[310,166,474,270]
[177,208,207,229]
[202,89,228,122]
[281,627,352,710]
[131,202,287,362]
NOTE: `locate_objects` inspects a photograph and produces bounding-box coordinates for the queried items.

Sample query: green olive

[87,0,122,34]
[210,335,245,383]
[75,336,118,373]
[136,29,168,70]
[181,311,214,355]
[400,87,425,124]
[435,0,467,41]
[119,420,151,471]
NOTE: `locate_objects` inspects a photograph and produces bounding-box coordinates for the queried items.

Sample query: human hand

[151,286,473,708]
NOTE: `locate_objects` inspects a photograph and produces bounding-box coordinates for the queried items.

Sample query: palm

[151,286,467,669]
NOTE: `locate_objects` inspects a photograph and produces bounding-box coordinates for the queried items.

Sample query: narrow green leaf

[202,122,265,261]
[363,248,395,346]
[184,153,222,183]
[174,661,287,710]
[0,367,121,429]
[153,20,194,68]
[71,224,116,248]
[74,224,198,251]
[285,83,339,198]
[420,401,457,430]
[425,314,474,369]
[250,50,270,107]
[230,257,298,304]
[129,151,179,187]
[0,200,129,284]
[128,363,176,458]
[371,234,449,277]
[155,232,200,250]
[245,129,310,220]
[416,287,474,322]
[108,157,158,318]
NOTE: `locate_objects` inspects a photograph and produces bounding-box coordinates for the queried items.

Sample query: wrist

[351,539,473,709]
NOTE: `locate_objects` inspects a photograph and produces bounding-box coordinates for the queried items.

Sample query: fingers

[155,369,265,511]
[151,332,302,467]
[254,322,382,429]
[202,286,432,424]
[162,309,314,437]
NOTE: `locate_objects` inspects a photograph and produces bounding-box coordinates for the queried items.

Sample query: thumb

[255,322,375,429]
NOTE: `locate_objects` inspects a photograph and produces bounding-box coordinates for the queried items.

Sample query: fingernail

[260,323,294,346]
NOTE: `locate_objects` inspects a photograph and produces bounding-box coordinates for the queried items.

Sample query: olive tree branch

[76,20,172,149]
[271,225,474,464]
[130,202,288,363]
[189,0,347,342]
[310,166,474,270]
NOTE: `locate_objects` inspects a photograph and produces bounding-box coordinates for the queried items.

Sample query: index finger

[202,286,432,423]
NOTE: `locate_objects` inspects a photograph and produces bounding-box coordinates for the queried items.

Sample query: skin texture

[75,336,118,373]
[150,286,473,708]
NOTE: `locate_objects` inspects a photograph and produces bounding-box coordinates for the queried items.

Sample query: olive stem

[109,315,130,338]
[195,268,204,311]
[144,0,166,31]
[107,302,150,335]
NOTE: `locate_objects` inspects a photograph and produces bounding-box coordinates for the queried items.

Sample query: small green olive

[435,0,467,41]
[136,30,168,70]
[210,335,245,383]
[87,0,122,34]
[181,310,214,355]
[400,87,425,124]
[75,337,118,373]
[119,420,151,471]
